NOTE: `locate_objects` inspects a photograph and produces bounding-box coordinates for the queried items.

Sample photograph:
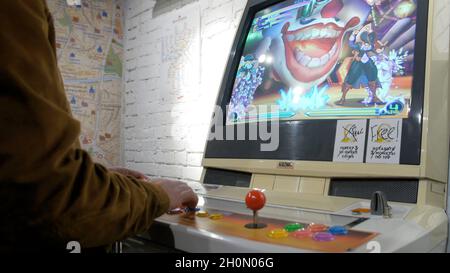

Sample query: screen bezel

[205,0,428,165]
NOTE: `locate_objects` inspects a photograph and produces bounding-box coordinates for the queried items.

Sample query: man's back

[0,0,171,252]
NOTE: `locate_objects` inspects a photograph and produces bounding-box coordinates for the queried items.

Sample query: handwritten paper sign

[333,120,367,163]
[366,119,403,164]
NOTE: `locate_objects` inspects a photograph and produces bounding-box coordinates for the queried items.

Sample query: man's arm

[0,0,170,248]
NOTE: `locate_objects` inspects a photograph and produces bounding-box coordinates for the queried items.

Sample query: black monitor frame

[205,0,428,165]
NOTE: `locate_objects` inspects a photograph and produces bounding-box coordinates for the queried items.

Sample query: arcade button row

[267,223,348,242]
[244,189,349,242]
[168,190,350,243]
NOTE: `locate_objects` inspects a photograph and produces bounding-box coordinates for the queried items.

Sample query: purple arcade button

[312,232,335,242]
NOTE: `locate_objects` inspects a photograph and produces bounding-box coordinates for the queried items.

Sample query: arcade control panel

[138,183,446,253]
[155,189,378,253]
[141,178,448,253]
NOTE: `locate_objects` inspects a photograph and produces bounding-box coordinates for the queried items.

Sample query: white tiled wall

[122,0,247,182]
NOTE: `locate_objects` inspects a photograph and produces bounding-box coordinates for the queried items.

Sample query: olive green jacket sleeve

[0,0,170,249]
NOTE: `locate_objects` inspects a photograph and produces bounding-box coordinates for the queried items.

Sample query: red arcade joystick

[244,189,267,229]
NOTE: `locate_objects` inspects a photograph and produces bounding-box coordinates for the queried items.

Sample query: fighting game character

[337,28,382,105]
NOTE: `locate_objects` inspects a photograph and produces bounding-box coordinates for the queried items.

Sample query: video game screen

[227,0,418,124]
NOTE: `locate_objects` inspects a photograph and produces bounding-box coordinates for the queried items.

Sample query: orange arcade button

[352,208,371,214]
[291,229,313,239]
[307,223,328,233]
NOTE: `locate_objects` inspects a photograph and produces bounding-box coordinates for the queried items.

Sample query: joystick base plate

[245,223,267,229]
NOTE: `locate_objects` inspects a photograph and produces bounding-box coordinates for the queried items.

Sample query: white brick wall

[122,0,247,182]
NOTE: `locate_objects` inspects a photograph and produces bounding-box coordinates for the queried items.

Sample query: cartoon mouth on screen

[227,0,416,124]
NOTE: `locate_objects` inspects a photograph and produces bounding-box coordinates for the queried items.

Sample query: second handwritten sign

[366,119,403,164]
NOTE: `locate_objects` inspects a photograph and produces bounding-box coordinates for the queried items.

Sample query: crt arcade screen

[227,0,418,123]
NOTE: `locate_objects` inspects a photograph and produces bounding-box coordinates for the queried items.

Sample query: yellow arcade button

[267,229,289,239]
[196,211,209,217]
[209,213,223,220]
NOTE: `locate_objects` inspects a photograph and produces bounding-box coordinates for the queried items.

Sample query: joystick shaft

[244,189,267,229]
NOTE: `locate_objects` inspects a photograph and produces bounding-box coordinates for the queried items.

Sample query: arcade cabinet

[146,0,450,252]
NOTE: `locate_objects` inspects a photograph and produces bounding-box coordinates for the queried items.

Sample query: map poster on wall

[47,0,124,166]
[333,120,367,163]
[366,119,403,164]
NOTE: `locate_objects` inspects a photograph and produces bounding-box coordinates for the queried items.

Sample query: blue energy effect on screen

[227,0,417,123]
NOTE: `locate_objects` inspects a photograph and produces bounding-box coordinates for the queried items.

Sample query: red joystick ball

[245,189,266,211]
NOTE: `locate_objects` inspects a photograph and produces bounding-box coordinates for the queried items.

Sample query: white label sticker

[366,119,403,164]
[333,120,367,163]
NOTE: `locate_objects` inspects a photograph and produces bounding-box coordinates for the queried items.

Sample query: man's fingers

[180,190,198,208]
[154,179,199,210]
